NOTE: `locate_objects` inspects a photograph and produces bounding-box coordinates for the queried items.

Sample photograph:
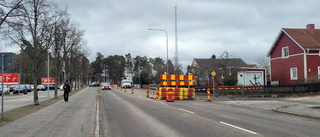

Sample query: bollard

[131,87,134,94]
[125,86,126,92]
[207,89,211,102]
[120,85,122,91]
[147,88,149,97]
[156,88,159,100]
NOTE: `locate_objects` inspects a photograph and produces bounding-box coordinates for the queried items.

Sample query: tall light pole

[129,51,141,88]
[148,28,169,74]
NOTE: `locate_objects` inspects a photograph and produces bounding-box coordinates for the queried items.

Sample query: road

[100,88,320,137]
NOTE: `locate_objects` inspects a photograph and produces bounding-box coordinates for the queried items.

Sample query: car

[90,82,100,87]
[30,85,34,90]
[12,84,28,94]
[45,84,55,90]
[37,84,46,91]
[0,85,9,95]
[25,84,32,92]
[101,82,111,90]
[121,80,132,88]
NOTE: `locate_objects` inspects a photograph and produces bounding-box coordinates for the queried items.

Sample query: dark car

[45,84,55,90]
[101,82,111,90]
[37,84,46,91]
[25,84,32,92]
[12,84,28,94]
[90,82,100,87]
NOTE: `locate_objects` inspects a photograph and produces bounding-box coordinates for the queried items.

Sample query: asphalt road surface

[100,88,320,137]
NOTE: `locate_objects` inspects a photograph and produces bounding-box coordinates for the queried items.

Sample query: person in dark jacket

[63,80,71,102]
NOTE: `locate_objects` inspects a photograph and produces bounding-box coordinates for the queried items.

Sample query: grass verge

[0,86,87,127]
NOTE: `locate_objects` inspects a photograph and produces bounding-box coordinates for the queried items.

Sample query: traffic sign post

[0,52,13,120]
[211,71,216,100]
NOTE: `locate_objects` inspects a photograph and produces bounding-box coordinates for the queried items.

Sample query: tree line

[90,52,184,85]
[0,0,89,105]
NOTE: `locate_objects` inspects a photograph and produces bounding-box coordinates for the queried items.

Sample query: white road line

[220,121,258,135]
[158,101,168,105]
[178,108,195,114]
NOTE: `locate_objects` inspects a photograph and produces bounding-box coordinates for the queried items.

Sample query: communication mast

[174,5,179,67]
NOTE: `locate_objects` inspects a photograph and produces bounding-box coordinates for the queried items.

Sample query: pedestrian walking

[63,80,71,102]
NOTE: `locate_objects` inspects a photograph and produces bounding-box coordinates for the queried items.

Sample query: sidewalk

[0,87,97,137]
[273,96,320,119]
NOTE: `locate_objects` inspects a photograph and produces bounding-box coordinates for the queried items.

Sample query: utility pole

[174,5,179,68]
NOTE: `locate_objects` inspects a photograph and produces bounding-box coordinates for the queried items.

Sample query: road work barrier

[166,88,174,102]
[157,73,195,101]
[131,87,134,94]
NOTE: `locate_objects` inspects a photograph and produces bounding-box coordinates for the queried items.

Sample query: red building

[267,24,320,85]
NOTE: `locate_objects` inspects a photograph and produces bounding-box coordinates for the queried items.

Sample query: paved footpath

[0,87,97,137]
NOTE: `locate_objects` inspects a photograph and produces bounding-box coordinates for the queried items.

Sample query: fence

[195,83,320,98]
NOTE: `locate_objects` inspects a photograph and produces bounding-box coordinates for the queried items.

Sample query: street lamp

[148,28,169,74]
[129,51,141,88]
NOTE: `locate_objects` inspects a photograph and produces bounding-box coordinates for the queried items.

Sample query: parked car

[0,85,9,95]
[101,82,111,90]
[30,85,34,90]
[37,84,46,91]
[12,84,28,94]
[45,84,55,90]
[90,82,100,87]
[25,84,32,92]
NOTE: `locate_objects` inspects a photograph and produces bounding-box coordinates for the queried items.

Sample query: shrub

[223,75,238,86]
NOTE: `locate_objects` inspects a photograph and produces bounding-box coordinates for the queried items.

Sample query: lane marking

[220,121,257,135]
[179,108,195,114]
[158,102,168,105]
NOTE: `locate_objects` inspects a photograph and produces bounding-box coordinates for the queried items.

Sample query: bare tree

[0,0,23,26]
[4,0,64,105]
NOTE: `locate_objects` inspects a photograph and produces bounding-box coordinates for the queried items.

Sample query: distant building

[190,55,266,86]
[267,24,320,85]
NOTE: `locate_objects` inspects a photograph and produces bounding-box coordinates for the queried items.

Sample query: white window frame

[282,46,289,58]
[318,66,320,79]
[290,67,298,80]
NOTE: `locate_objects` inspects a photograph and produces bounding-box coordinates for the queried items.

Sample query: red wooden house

[267,24,320,85]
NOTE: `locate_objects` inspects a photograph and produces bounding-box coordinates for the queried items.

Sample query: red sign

[0,73,19,84]
[42,78,55,84]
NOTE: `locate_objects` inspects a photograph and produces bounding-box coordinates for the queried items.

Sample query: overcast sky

[11,0,320,71]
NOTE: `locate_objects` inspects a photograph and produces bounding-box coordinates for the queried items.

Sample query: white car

[121,80,132,88]
[0,85,9,95]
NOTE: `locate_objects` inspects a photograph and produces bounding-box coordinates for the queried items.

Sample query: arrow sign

[211,71,216,76]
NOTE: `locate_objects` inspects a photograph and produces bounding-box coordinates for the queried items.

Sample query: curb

[272,106,320,120]
[95,88,100,137]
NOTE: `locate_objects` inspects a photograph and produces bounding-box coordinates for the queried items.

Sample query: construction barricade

[158,74,195,101]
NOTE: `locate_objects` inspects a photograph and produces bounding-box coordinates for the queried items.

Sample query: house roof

[267,25,320,56]
[193,58,250,69]
[283,28,320,48]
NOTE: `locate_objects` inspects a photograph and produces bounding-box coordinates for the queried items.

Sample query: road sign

[0,73,19,84]
[42,78,55,84]
[211,71,216,76]
[0,52,13,70]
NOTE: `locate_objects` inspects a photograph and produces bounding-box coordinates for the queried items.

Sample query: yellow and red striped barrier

[218,87,241,90]
[160,75,195,81]
[244,87,263,90]
[157,88,195,100]
[160,81,195,86]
